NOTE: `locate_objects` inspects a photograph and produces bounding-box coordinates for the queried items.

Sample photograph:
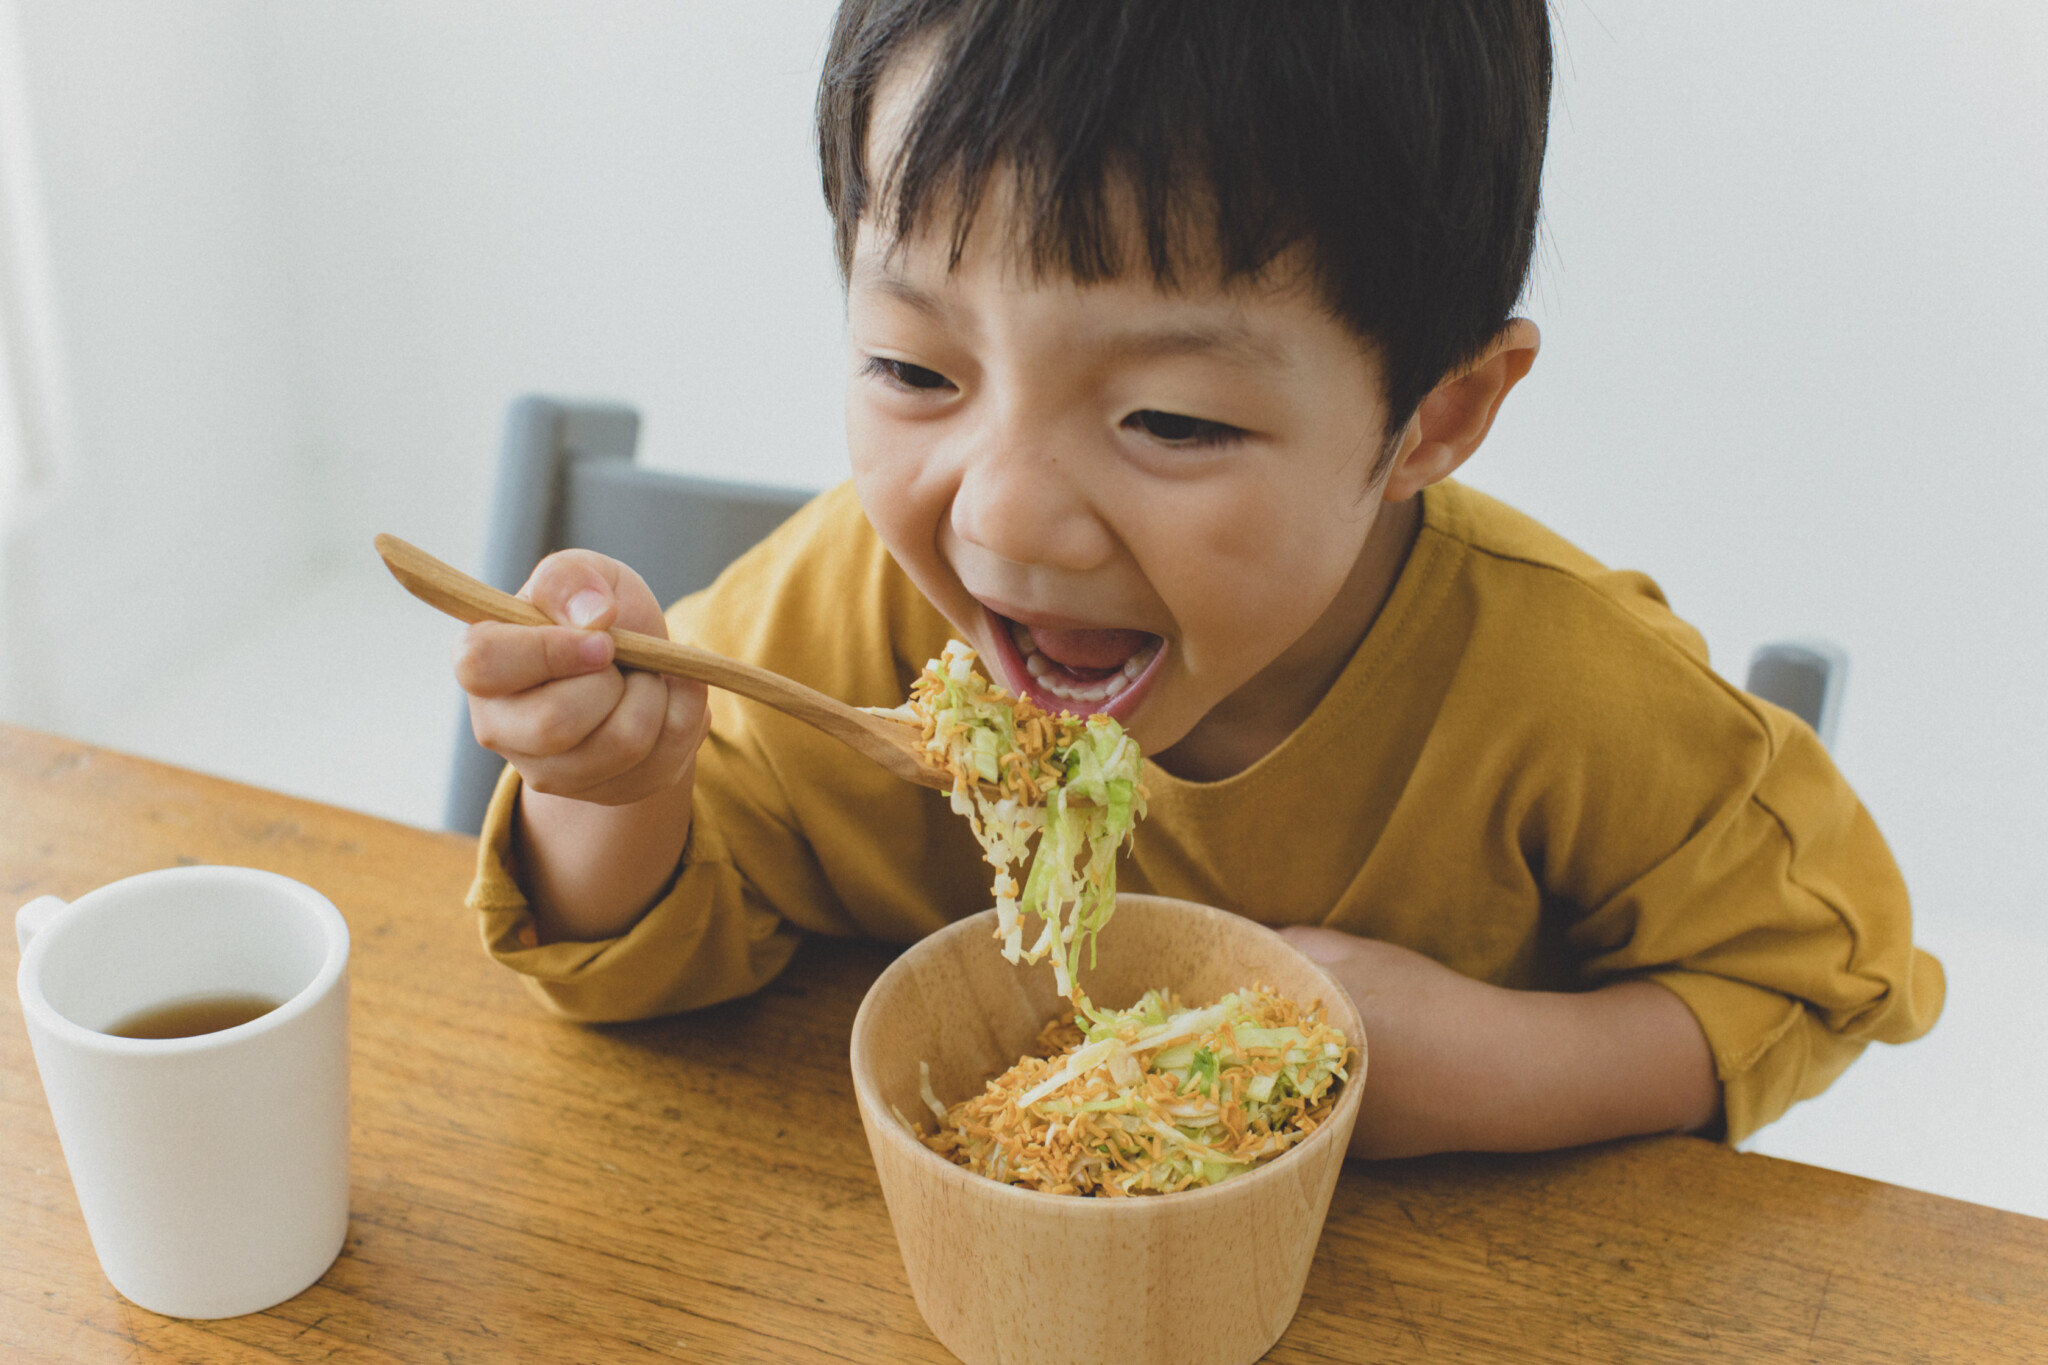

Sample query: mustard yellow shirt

[469,480,1943,1143]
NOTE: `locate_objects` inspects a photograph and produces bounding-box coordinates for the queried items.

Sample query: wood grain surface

[851,897,1367,1365]
[2,724,2044,1363]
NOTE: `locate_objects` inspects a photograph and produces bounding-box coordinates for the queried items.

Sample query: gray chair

[443,396,816,834]
[1745,639,1848,751]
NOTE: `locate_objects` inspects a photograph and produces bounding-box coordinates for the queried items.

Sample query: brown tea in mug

[104,993,282,1040]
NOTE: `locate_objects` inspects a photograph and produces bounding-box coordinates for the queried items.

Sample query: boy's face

[845,205,1416,768]
[840,40,1468,773]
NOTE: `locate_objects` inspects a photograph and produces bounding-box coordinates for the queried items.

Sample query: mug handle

[15,896,67,953]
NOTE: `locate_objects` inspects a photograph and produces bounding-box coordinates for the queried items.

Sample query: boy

[454,0,1941,1157]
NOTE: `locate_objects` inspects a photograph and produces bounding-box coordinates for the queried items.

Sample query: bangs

[831,2,1306,291]
[819,0,1551,432]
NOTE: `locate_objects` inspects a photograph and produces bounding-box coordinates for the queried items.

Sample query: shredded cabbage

[877,643,1353,1196]
[921,985,1353,1196]
[876,640,1146,1005]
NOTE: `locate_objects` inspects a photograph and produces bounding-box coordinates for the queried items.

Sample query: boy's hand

[1278,925,1719,1159]
[1277,927,1506,1158]
[453,550,708,808]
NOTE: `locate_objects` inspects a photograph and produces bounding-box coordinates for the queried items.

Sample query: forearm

[1449,978,1719,1152]
[1349,972,1719,1158]
[512,759,698,944]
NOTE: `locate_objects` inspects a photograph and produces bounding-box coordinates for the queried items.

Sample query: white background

[1,2,2042,1214]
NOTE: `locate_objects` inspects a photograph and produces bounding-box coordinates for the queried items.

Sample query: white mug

[14,865,350,1319]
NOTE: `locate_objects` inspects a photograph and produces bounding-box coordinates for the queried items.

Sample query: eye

[863,356,954,391]
[1122,409,1245,448]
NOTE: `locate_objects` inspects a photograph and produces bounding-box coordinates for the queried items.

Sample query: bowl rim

[849,893,1367,1215]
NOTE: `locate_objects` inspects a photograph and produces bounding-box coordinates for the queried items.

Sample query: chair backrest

[444,395,815,833]
[1744,639,1848,752]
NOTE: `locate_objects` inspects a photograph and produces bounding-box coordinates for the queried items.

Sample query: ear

[1381,320,1540,503]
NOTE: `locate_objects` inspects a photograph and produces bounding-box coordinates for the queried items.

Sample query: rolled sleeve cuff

[1645,969,1864,1147]
[463,762,800,1022]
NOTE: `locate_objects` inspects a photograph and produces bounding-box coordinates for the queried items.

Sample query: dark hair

[817,0,1551,447]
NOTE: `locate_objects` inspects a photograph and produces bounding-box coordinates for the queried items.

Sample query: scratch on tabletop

[1674,1297,1718,1346]
[1807,1268,1834,1349]
[294,1313,330,1339]
[1385,1273,1432,1355]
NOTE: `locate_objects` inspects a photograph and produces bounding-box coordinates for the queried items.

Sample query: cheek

[847,400,963,600]
[847,394,922,529]
[1163,485,1372,649]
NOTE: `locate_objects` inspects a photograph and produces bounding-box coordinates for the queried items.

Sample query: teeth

[1005,617,1159,707]
[1037,676,1108,703]
[1029,667,1108,702]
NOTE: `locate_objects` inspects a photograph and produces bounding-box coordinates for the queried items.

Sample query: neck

[1153,493,1422,783]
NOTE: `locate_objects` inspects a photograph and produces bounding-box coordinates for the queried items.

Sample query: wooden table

[3,724,2044,1363]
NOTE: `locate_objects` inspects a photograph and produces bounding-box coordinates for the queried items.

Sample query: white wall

[4,1,2044,954]
[4,0,308,734]
[1,0,845,735]
[252,0,848,580]
[1478,1,2048,944]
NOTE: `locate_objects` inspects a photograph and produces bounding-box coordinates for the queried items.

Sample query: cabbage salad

[916,985,1353,1196]
[880,641,1353,1195]
[879,639,1145,1002]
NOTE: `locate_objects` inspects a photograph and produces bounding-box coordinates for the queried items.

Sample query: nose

[948,428,1116,572]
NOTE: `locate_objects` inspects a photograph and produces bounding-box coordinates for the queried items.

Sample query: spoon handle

[373,534,942,788]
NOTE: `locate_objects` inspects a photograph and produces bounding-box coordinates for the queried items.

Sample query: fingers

[451,547,694,805]
[519,549,670,638]
[466,651,626,753]
[454,549,672,700]
[454,620,614,699]
[480,673,709,806]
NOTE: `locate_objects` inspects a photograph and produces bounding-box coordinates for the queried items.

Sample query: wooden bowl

[849,893,1367,1365]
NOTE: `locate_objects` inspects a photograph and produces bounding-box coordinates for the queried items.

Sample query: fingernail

[567,590,607,627]
[577,633,611,667]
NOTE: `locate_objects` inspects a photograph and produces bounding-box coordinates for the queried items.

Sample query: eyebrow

[1095,322,1288,370]
[851,258,1292,371]
[852,260,950,322]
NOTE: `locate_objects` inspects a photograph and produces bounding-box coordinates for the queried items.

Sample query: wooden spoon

[374,533,963,795]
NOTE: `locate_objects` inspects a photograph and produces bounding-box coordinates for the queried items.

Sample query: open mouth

[984,608,1168,721]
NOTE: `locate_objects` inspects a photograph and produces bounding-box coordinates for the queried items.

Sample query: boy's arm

[515,777,698,944]
[1279,927,1718,1157]
[455,548,709,945]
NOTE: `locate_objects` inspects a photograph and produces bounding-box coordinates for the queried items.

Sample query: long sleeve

[464,484,992,1021]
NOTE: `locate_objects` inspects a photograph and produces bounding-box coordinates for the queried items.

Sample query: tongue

[1028,625,1153,677]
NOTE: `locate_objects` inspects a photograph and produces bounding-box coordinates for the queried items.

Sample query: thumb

[520,550,620,630]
